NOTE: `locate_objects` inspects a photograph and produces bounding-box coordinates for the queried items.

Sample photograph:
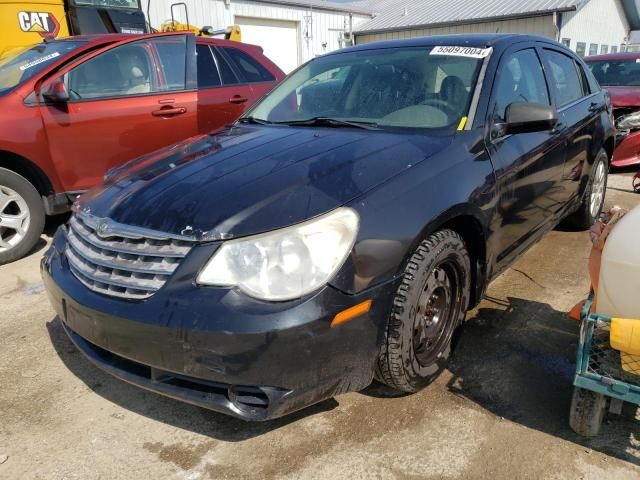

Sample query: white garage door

[235,16,299,74]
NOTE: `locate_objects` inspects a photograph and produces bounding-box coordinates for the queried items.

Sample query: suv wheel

[564,149,608,230]
[0,168,45,265]
[376,229,471,393]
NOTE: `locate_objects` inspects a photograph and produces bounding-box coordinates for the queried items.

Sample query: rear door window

[220,47,275,83]
[543,49,584,107]
[576,62,592,95]
[493,48,550,121]
[213,49,240,85]
[196,44,221,88]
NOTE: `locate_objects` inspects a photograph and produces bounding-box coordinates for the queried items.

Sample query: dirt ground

[1,171,640,480]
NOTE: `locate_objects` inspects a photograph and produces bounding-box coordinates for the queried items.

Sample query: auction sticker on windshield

[430,46,492,58]
[19,52,60,71]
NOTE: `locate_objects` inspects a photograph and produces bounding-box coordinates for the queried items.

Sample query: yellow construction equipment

[1,0,240,56]
[159,21,241,41]
[1,0,147,55]
[1,1,69,54]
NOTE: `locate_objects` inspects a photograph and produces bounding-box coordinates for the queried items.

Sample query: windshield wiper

[276,117,379,130]
[237,116,273,125]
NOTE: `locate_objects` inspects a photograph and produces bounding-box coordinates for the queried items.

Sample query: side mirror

[501,101,558,136]
[42,80,69,103]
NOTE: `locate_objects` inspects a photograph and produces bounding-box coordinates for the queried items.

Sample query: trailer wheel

[569,386,607,437]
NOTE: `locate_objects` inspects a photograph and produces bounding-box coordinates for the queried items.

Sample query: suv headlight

[197,207,359,301]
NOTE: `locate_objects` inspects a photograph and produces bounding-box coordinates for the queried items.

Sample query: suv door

[196,43,255,134]
[38,34,197,192]
[541,48,601,205]
[218,45,278,99]
[486,44,565,270]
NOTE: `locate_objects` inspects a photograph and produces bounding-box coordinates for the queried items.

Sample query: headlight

[197,207,359,301]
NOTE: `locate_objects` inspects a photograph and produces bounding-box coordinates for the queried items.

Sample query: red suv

[0,32,284,264]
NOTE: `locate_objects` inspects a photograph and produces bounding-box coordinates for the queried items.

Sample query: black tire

[0,168,45,265]
[376,229,471,393]
[569,386,607,437]
[564,149,608,230]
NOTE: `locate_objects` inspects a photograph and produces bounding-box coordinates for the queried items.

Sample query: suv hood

[78,125,452,240]
[606,86,640,107]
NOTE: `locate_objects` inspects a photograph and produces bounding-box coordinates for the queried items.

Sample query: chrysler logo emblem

[96,219,110,238]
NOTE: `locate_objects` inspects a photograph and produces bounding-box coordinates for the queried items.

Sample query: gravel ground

[1,171,639,480]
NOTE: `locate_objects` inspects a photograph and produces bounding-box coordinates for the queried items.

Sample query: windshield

[74,0,140,8]
[0,41,85,95]
[586,58,640,86]
[246,46,488,130]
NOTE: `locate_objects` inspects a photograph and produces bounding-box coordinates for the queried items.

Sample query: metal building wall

[560,0,630,53]
[142,0,370,64]
[355,15,557,44]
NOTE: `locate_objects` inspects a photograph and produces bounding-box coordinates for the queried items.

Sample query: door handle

[152,106,187,117]
[588,102,600,113]
[229,95,248,104]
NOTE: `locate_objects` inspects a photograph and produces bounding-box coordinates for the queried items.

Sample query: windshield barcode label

[430,46,492,59]
[19,52,60,71]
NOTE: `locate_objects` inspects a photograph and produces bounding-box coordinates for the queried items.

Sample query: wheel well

[0,151,53,197]
[439,215,487,308]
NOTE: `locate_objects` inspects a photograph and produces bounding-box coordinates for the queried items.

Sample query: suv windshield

[0,41,84,95]
[586,58,640,86]
[246,46,487,130]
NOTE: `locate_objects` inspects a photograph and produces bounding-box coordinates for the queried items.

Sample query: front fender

[331,130,496,295]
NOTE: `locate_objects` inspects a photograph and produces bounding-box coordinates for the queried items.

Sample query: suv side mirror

[42,80,70,103]
[502,102,558,135]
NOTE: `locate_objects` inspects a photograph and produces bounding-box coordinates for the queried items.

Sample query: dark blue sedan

[42,34,614,420]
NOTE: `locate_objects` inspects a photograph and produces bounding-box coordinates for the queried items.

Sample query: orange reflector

[331,300,372,328]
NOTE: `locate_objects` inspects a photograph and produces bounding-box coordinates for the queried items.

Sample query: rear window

[586,58,640,86]
[0,41,84,95]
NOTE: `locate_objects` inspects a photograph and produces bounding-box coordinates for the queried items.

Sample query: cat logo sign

[17,11,61,39]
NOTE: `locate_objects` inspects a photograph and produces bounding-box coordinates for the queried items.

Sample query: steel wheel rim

[590,161,606,218]
[412,261,460,367]
[0,185,30,252]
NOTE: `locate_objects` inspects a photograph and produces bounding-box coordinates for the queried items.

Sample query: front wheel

[0,168,45,265]
[564,149,608,230]
[376,229,471,393]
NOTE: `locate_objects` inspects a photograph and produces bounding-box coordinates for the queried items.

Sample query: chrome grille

[65,214,195,300]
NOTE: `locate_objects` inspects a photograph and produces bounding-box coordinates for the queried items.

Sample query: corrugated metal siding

[355,15,558,44]
[560,0,630,53]
[353,0,582,33]
[141,0,371,66]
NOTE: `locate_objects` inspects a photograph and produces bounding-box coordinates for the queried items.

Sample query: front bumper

[612,130,640,168]
[42,229,395,421]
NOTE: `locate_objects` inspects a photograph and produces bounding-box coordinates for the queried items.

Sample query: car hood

[606,86,640,107]
[78,125,452,240]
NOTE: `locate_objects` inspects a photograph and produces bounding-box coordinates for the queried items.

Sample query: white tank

[597,205,640,318]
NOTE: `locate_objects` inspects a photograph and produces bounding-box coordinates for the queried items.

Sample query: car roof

[333,33,565,55]
[58,32,258,50]
[585,52,640,61]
